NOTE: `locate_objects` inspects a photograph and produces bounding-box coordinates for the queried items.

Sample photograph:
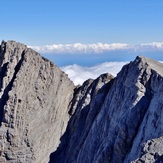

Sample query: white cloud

[29,43,130,54]
[141,42,163,49]
[134,42,163,52]
[29,42,163,54]
[61,62,128,85]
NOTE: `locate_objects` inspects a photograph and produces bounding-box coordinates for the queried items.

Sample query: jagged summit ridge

[133,55,163,76]
[0,40,163,163]
[50,55,163,162]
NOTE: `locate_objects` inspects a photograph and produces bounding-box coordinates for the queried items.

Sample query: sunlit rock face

[50,56,163,163]
[0,41,75,163]
[1,40,163,163]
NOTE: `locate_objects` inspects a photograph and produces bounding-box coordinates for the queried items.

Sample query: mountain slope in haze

[0,40,163,163]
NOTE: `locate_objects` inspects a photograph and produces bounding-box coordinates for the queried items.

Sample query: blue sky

[1,0,163,45]
[0,1,163,66]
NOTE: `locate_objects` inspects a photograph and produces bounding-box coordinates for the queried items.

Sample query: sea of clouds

[30,42,163,54]
[29,42,163,85]
[61,62,128,85]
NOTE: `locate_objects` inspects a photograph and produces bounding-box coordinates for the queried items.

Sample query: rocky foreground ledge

[0,41,163,163]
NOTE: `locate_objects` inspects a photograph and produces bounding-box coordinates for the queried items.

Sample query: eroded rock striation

[0,40,163,163]
[50,56,163,163]
[0,41,75,163]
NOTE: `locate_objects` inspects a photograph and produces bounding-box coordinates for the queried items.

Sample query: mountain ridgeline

[0,41,163,163]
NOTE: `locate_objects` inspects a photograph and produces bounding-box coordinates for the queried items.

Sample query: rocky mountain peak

[0,40,75,163]
[0,40,163,163]
[134,55,163,76]
[50,54,163,163]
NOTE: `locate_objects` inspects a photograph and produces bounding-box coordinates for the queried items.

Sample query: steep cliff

[49,73,114,163]
[1,40,163,163]
[50,56,163,163]
[0,41,75,163]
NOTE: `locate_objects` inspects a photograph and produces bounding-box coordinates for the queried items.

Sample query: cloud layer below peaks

[61,61,128,85]
[29,42,163,54]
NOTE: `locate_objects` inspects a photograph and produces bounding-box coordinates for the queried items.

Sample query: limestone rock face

[1,40,163,163]
[50,56,163,163]
[49,73,114,163]
[0,41,75,163]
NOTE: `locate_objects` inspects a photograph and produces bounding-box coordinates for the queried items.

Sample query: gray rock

[0,41,75,163]
[1,40,163,163]
[49,73,114,163]
[51,56,163,163]
[131,137,163,162]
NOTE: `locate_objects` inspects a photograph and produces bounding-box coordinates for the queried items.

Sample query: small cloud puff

[61,62,128,85]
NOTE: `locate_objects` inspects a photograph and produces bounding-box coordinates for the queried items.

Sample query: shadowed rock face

[49,73,114,163]
[0,41,75,163]
[50,56,163,163]
[1,41,163,163]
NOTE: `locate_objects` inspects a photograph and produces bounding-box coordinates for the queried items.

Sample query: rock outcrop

[50,56,163,163]
[0,41,75,163]
[1,40,163,163]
